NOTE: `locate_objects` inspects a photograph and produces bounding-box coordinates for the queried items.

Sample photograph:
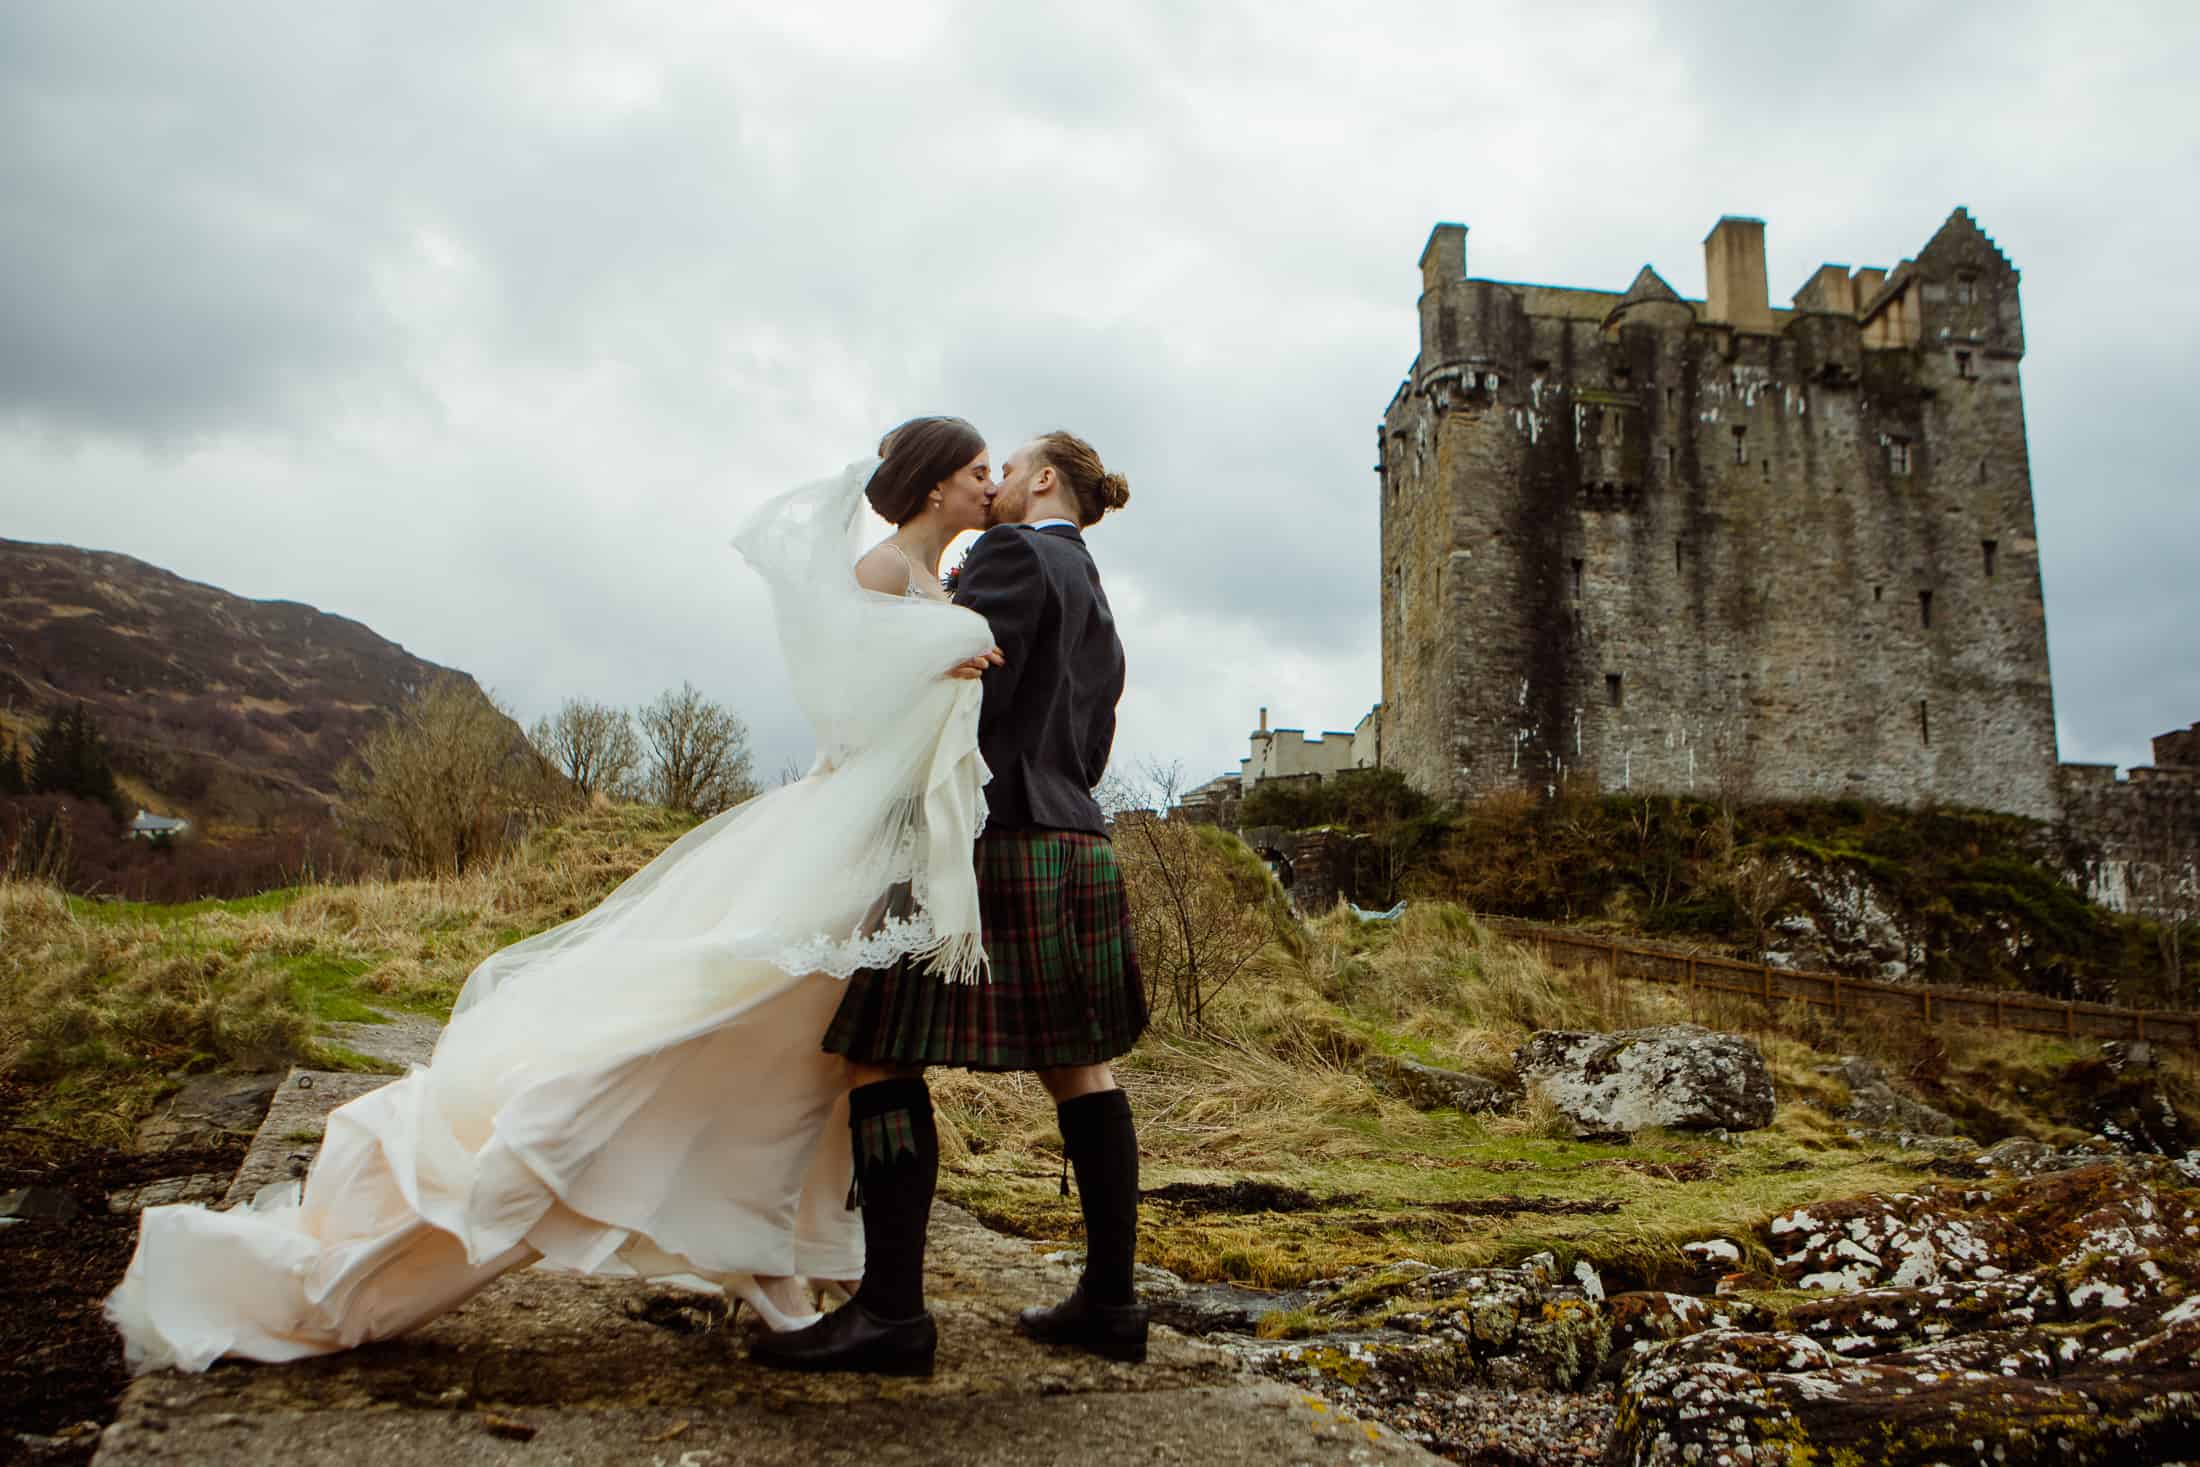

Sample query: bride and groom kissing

[106,419,1150,1385]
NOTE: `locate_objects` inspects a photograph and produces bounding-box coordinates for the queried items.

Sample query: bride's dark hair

[867,417,985,525]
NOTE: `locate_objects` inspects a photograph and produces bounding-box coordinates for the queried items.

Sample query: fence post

[2137,1014,2147,1042]
[2065,1003,2075,1040]
[1762,963,1773,1006]
[1831,972,1842,1022]
[1994,995,2003,1030]
[1922,990,1932,1025]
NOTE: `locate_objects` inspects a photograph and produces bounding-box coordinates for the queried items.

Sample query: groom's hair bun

[868,416,985,525]
[1032,430,1129,527]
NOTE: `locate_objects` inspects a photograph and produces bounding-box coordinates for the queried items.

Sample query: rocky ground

[1123,1151,2200,1465]
[14,1056,1442,1467]
[0,1116,246,1462]
[11,1013,2200,1466]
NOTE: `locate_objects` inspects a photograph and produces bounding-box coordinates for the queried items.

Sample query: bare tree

[337,679,551,875]
[529,698,641,800]
[1114,760,1277,1030]
[636,682,757,817]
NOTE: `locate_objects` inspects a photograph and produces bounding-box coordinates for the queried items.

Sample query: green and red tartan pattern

[823,829,1148,1071]
[856,1108,919,1171]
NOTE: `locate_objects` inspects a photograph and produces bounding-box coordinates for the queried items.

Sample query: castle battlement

[1378,209,2057,820]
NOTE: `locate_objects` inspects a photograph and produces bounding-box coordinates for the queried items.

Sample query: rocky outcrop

[1609,1163,2200,1463]
[1513,1026,1774,1137]
[1225,1157,2200,1464]
[131,1072,282,1153]
[1363,1055,1517,1115]
[1822,1055,1962,1139]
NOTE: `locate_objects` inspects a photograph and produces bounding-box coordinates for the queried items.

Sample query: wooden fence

[1481,916,2200,1049]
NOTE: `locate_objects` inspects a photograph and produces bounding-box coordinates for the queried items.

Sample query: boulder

[1363,1055,1517,1115]
[1512,1025,1774,1137]
[1823,1055,1962,1138]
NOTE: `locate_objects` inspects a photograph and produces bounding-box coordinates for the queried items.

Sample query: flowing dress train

[104,461,997,1373]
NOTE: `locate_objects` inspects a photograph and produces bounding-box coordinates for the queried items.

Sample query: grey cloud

[0,0,2193,793]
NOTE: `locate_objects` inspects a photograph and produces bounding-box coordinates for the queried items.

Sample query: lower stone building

[2062,722,2200,929]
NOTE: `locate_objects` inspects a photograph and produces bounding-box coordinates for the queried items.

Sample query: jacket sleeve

[952,527,1045,739]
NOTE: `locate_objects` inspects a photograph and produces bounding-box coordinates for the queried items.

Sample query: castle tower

[1376,209,2060,819]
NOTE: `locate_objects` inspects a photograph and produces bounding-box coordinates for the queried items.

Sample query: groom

[752,430,1148,1377]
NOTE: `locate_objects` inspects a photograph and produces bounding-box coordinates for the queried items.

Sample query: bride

[105,419,1004,1372]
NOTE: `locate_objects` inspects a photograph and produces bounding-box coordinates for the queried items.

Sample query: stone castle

[1209,208,2190,930]
[1375,208,2060,818]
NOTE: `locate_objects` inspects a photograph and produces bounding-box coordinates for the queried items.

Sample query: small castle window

[1919,590,1934,629]
[1731,428,1747,465]
[1955,351,1973,378]
[1665,387,1675,412]
[1982,539,1998,578]
[1890,440,1912,476]
[1606,673,1624,709]
[1955,275,1976,306]
[1873,585,1883,603]
[1919,700,1931,746]
[1572,558,1584,599]
[1674,539,1684,573]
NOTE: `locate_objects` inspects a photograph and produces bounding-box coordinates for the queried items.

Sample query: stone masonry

[1377,209,2059,820]
[2061,723,2200,927]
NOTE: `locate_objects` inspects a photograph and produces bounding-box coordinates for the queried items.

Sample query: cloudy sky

[3,1,2195,787]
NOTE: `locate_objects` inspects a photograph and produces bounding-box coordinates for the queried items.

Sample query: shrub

[337,679,563,876]
[1117,816,1286,1031]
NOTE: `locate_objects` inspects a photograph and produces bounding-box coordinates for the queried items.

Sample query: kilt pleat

[823,829,1147,1071]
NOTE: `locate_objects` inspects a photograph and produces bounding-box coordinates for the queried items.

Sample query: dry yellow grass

[0,805,693,1146]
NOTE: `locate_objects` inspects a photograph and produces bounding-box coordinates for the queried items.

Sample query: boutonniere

[942,553,968,595]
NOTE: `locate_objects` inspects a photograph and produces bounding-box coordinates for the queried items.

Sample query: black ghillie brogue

[1016,1284,1149,1363]
[747,1300,937,1377]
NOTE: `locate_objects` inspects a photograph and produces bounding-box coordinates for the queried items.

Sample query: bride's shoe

[727,1275,824,1333]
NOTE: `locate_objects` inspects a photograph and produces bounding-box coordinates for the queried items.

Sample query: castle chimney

[1420,223,1467,295]
[1702,217,1773,333]
[1258,706,1269,734]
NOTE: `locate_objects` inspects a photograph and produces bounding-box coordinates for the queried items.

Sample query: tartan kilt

[822,829,1147,1071]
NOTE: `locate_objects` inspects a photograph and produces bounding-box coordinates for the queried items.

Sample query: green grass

[277,954,385,1025]
[67,886,306,926]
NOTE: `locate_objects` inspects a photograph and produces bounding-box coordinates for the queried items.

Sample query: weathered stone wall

[2158,723,2200,770]
[1378,210,2060,821]
[2060,758,2200,927]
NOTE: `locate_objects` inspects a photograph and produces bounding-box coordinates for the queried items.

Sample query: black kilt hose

[824,828,1147,1071]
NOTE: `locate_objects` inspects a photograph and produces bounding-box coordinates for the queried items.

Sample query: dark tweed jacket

[952,522,1124,834]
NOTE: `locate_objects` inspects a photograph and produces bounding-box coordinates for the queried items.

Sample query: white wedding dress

[104,461,998,1374]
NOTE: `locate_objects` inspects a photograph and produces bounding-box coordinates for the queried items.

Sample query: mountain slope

[0,537,507,821]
